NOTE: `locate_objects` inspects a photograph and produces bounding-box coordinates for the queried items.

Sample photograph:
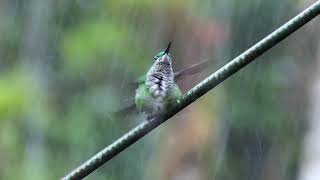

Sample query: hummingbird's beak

[164,41,172,54]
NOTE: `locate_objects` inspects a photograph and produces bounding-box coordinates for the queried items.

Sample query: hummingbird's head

[154,42,172,63]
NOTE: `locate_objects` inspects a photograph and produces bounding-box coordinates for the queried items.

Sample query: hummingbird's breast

[146,61,174,98]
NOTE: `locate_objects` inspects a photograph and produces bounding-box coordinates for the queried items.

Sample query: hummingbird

[135,42,182,119]
[113,43,212,118]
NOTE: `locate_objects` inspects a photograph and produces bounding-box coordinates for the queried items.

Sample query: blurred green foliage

[61,22,147,74]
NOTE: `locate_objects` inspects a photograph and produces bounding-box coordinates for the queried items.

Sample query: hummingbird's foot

[146,115,156,122]
[146,112,165,122]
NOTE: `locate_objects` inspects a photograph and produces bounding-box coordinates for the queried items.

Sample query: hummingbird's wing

[112,102,137,117]
[173,59,211,80]
[135,76,146,85]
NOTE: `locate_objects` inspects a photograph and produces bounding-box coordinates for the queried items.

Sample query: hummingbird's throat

[162,54,170,61]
